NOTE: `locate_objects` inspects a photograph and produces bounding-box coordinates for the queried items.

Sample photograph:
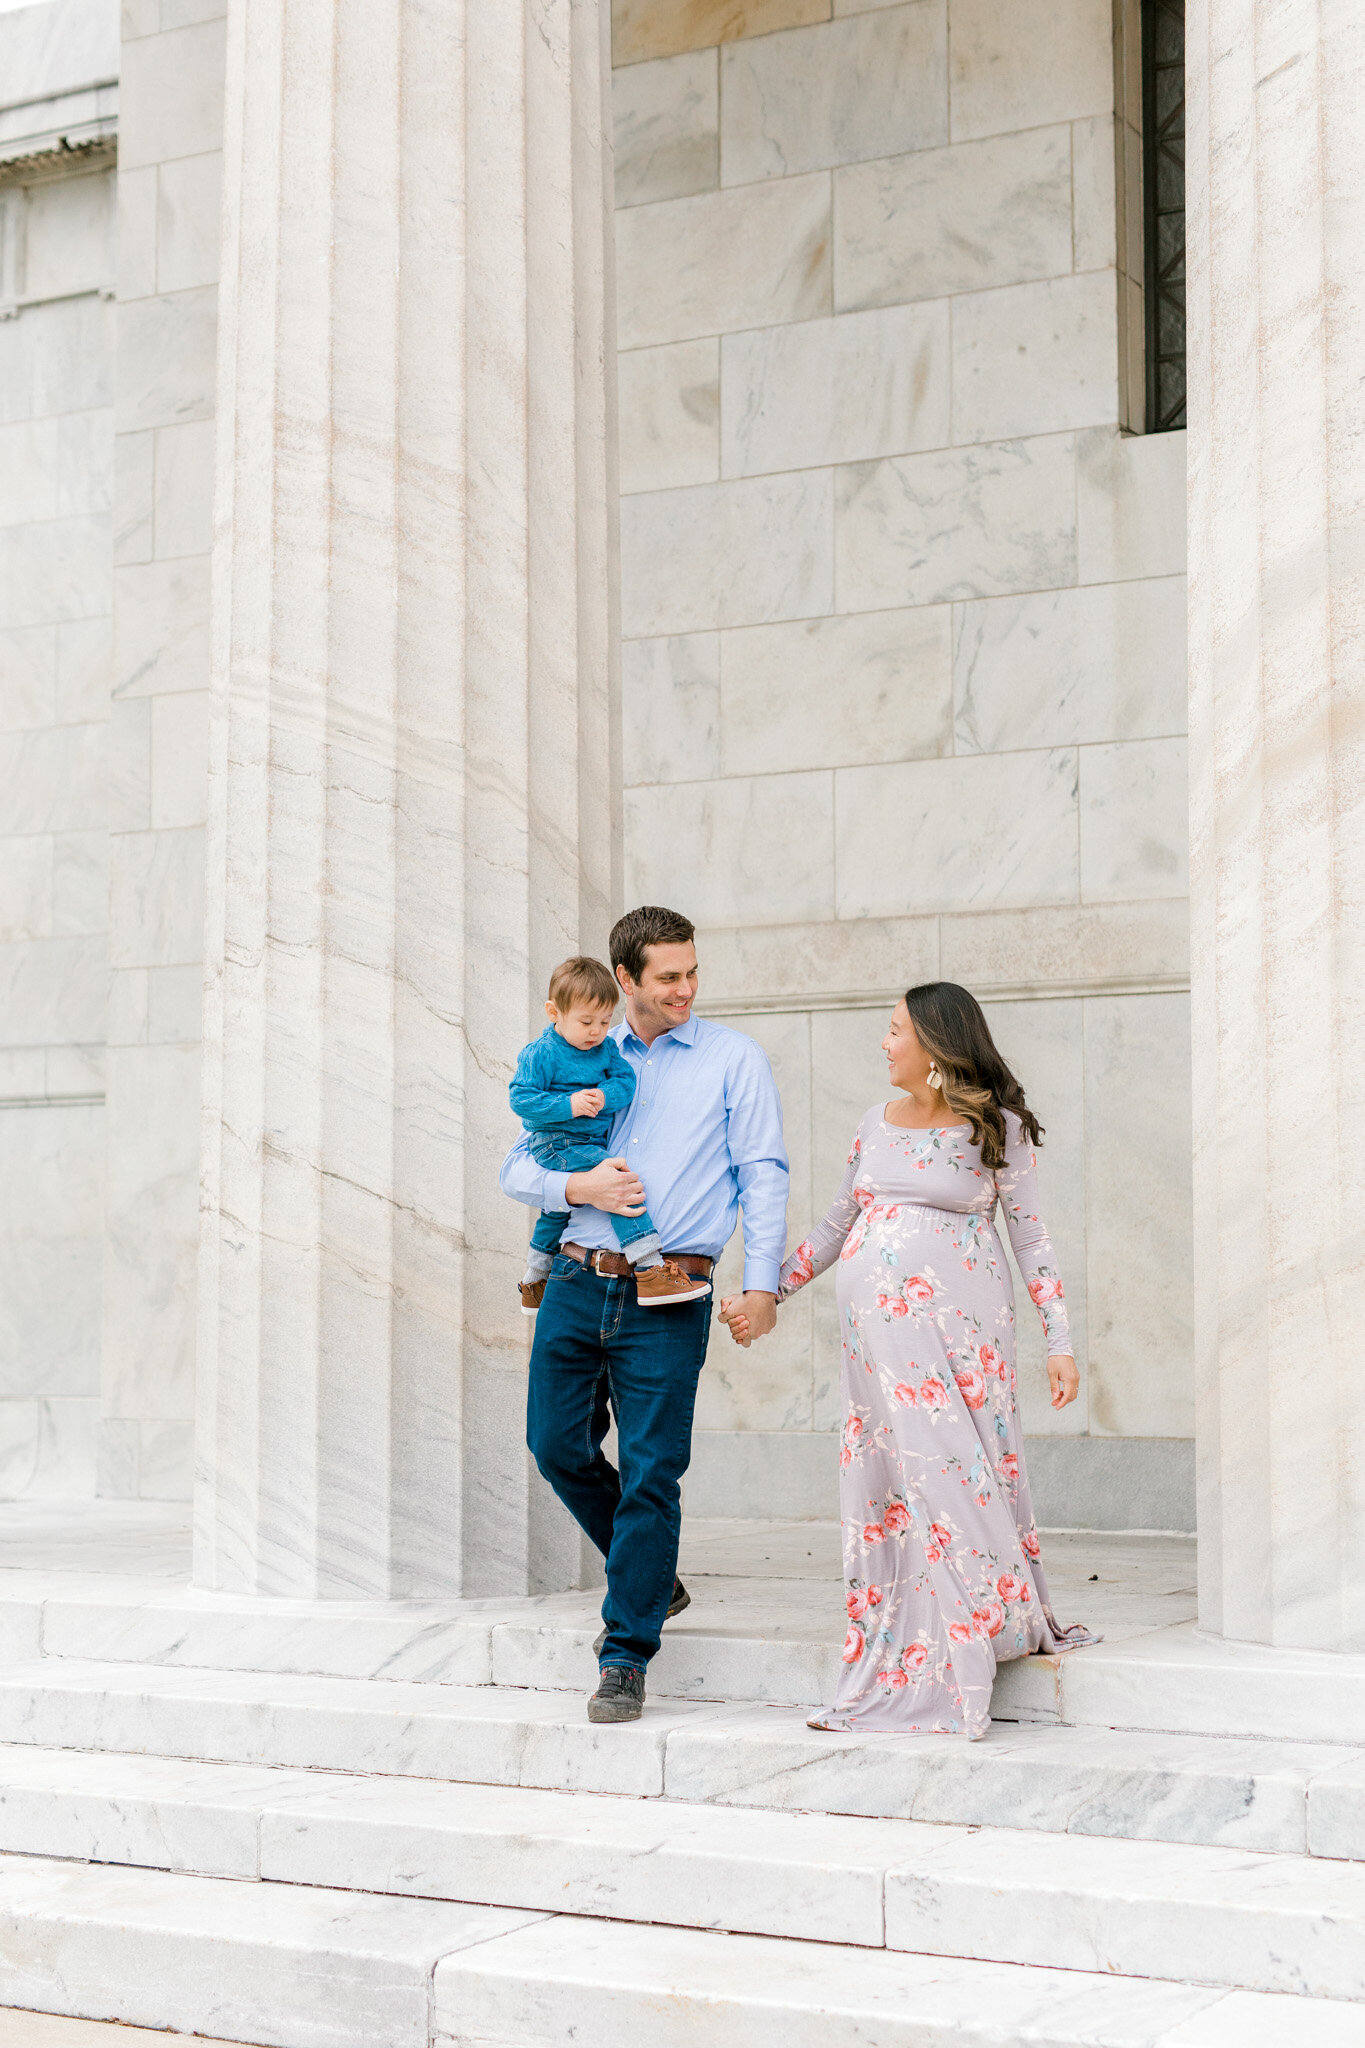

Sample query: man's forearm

[499,1140,571,1214]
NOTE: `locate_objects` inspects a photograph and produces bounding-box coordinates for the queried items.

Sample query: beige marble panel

[150,690,208,829]
[108,698,152,833]
[0,1398,98,1497]
[1072,114,1118,274]
[117,165,158,301]
[720,301,948,477]
[107,825,204,967]
[153,417,215,557]
[1079,736,1189,904]
[720,2,946,184]
[837,747,1079,918]
[0,514,111,631]
[951,270,1119,444]
[948,0,1113,143]
[835,125,1072,311]
[0,625,57,731]
[52,830,108,936]
[980,997,1088,1434]
[616,173,831,348]
[1076,425,1188,584]
[1083,992,1193,1439]
[102,1040,200,1420]
[613,0,829,67]
[57,411,114,520]
[622,632,721,785]
[56,617,113,724]
[0,725,105,834]
[697,912,940,1006]
[618,338,719,494]
[0,936,106,1047]
[625,769,835,926]
[0,297,112,425]
[835,434,1076,611]
[809,1002,892,1207]
[155,150,222,294]
[0,1103,103,1400]
[20,169,115,303]
[721,605,951,773]
[0,837,52,942]
[621,469,833,635]
[0,419,58,525]
[703,1008,814,1430]
[138,1416,195,1495]
[117,18,226,168]
[938,900,1190,993]
[114,286,217,431]
[114,429,155,565]
[954,577,1187,753]
[112,556,210,697]
[613,49,718,206]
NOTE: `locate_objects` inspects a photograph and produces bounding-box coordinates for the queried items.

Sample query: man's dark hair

[610,905,695,985]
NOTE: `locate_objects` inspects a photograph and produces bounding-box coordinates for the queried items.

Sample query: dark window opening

[1143,0,1186,432]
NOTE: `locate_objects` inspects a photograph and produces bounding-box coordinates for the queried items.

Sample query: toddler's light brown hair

[548,954,619,1012]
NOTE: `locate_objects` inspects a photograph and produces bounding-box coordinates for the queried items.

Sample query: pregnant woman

[728,981,1096,1738]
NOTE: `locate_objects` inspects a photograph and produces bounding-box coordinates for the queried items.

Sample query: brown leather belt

[561,1242,713,1280]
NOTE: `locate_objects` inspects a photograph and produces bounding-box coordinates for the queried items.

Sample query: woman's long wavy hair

[903,982,1042,1172]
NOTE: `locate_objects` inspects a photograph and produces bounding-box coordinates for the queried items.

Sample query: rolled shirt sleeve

[499,1131,572,1215]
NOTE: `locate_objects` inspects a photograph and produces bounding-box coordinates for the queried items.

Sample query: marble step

[1,1660,1364,1863]
[3,1741,1365,1998]
[21,1585,1365,1748]
[0,1848,538,2048]
[432,1914,1365,2048]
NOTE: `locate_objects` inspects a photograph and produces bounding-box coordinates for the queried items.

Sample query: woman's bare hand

[718,1296,751,1347]
[1047,1353,1079,1409]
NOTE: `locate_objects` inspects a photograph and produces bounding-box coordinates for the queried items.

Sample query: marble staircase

[0,1510,1364,2045]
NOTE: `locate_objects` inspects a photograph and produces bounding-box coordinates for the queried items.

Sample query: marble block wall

[612,0,1195,1528]
[99,0,223,1502]
[0,0,120,1498]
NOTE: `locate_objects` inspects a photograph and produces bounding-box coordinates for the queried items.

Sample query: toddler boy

[510,955,711,1314]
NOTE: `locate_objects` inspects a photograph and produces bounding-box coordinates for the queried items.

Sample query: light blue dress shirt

[499,1013,790,1292]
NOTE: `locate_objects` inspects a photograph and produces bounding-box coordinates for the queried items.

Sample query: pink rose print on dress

[996,1572,1027,1603]
[1021,1528,1041,1559]
[930,1521,953,1551]
[786,1239,816,1289]
[839,1446,852,1468]
[892,1381,917,1406]
[863,1521,886,1544]
[847,1587,870,1620]
[1027,1274,1065,1304]
[878,1667,909,1689]
[842,1624,865,1664]
[978,1341,1003,1378]
[875,1292,910,1317]
[948,1621,974,1644]
[866,1584,884,1608]
[844,1416,863,1446]
[900,1640,929,1674]
[953,1364,987,1409]
[998,1451,1019,1482]
[883,1501,911,1534]
[904,1275,934,1302]
[919,1375,949,1409]
[973,1598,1006,1638]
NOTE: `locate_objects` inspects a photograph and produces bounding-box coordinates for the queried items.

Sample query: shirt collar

[618,1011,699,1054]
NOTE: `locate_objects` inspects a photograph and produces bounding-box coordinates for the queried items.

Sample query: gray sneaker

[592,1576,690,1660]
[588,1665,645,1723]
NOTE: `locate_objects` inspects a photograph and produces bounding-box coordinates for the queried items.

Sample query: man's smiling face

[619,940,699,1038]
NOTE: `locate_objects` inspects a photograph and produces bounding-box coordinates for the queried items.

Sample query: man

[499,904,788,1723]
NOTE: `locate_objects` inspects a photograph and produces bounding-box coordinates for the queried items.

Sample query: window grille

[1142,0,1186,432]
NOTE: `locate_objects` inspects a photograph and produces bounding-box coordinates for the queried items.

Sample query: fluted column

[1188,1,1365,1645]
[195,0,619,1596]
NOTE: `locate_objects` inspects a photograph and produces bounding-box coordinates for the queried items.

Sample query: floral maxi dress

[778,1107,1097,1738]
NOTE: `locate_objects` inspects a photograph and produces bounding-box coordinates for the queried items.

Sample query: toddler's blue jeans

[525,1131,661,1273]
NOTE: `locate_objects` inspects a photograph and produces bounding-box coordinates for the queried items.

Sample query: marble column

[195,0,620,1596]
[1188,2,1365,1646]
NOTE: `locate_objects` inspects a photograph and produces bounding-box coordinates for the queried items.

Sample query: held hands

[571,1087,606,1118]
[1047,1354,1080,1410]
[718,1292,778,1348]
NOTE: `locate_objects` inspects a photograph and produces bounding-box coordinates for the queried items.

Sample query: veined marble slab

[0,1851,540,2048]
[884,1823,1365,2001]
[435,1913,1365,2048]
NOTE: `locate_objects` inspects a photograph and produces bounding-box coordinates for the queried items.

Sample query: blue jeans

[527,1253,711,1671]
[526,1131,658,1260]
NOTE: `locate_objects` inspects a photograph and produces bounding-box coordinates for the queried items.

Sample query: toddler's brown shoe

[635,1260,711,1308]
[519,1279,545,1316]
